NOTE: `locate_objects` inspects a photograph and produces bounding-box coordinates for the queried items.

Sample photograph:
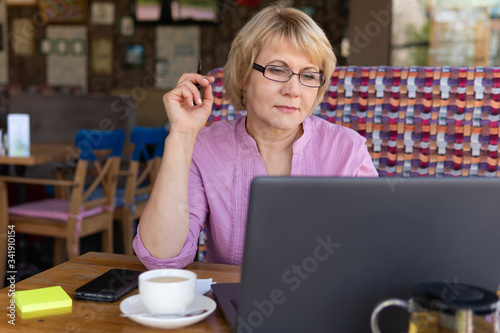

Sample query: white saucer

[120,294,216,329]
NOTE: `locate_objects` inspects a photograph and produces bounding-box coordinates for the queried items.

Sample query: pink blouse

[133,115,378,269]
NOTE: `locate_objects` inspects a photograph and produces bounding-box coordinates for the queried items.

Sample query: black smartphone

[75,269,143,302]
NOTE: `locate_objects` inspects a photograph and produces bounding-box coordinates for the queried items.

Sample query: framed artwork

[171,0,218,23]
[156,58,169,77]
[11,18,35,56]
[90,2,115,25]
[38,0,88,24]
[156,26,199,88]
[72,39,85,56]
[134,0,162,23]
[91,37,113,75]
[134,0,219,24]
[40,38,52,55]
[120,16,135,37]
[6,0,37,5]
[55,39,70,56]
[123,44,145,68]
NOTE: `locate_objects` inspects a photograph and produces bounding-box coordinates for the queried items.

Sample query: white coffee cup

[139,269,197,314]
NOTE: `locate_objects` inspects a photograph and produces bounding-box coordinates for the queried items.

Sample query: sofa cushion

[208,66,500,177]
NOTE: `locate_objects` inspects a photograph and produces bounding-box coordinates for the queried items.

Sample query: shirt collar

[237,115,313,153]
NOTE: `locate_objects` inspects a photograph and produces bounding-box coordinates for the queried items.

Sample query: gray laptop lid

[233,177,500,333]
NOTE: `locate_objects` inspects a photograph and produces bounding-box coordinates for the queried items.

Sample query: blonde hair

[224,4,336,112]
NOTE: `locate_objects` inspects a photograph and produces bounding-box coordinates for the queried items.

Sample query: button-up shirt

[133,115,378,269]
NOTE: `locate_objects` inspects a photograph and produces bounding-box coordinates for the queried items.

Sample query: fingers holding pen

[171,73,214,108]
[162,74,216,133]
[193,74,215,107]
[200,75,215,106]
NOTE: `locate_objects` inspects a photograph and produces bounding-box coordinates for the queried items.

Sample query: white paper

[7,114,30,157]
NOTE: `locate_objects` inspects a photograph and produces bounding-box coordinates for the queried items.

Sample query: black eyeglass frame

[252,63,326,88]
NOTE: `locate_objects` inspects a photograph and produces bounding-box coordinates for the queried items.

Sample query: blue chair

[6,129,125,264]
[114,126,167,255]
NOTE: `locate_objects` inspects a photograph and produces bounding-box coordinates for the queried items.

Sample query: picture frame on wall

[123,44,145,68]
[40,38,52,55]
[91,37,113,75]
[170,0,218,23]
[72,39,86,56]
[90,2,115,25]
[133,0,219,24]
[6,0,37,5]
[38,0,88,24]
[11,18,35,56]
[120,16,135,37]
[134,0,163,23]
[55,39,70,56]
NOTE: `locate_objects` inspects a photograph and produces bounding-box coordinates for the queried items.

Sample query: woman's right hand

[163,73,215,135]
[140,73,215,260]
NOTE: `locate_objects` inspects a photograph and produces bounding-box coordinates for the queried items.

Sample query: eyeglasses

[252,63,326,88]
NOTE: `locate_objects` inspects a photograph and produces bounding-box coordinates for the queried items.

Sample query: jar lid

[412,282,499,313]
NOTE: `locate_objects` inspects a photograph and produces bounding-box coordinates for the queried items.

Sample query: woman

[133,5,378,269]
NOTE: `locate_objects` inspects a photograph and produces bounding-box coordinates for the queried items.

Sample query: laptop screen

[216,177,500,333]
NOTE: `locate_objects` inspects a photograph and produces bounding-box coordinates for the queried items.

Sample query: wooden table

[0,142,132,166]
[0,142,74,166]
[0,252,241,332]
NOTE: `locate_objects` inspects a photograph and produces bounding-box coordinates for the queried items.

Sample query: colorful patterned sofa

[208,66,500,177]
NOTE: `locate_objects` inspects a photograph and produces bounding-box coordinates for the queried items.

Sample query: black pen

[194,59,203,105]
[195,59,203,92]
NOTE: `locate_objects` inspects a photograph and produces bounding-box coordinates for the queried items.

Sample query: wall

[200,0,350,70]
[4,0,350,88]
[2,0,392,125]
[348,0,392,65]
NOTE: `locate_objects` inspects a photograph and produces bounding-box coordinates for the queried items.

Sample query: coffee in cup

[139,269,197,314]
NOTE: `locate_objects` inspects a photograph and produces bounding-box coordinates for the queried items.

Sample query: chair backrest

[207,66,500,177]
[124,126,168,205]
[71,129,126,213]
[130,126,168,162]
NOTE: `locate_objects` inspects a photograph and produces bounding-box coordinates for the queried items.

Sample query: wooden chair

[2,129,125,269]
[113,126,167,255]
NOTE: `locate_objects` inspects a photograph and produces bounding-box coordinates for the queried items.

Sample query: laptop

[212,177,500,333]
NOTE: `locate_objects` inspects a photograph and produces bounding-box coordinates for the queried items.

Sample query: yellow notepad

[13,286,72,318]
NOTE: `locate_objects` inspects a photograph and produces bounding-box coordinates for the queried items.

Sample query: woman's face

[244,38,320,136]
